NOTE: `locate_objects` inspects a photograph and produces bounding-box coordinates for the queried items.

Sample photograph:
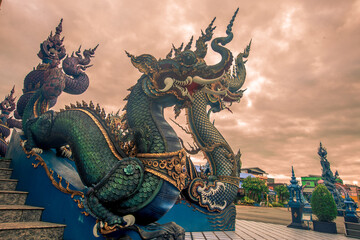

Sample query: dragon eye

[181,51,197,66]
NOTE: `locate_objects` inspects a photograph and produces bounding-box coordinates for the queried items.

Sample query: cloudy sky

[0,0,359,184]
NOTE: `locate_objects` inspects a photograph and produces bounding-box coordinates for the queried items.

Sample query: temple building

[241,167,274,183]
[301,175,321,201]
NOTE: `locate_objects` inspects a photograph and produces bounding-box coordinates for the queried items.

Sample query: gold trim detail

[137,149,189,191]
[21,140,88,215]
[0,138,7,145]
[33,97,50,118]
[33,98,40,118]
[98,220,125,235]
[0,123,10,131]
[217,175,240,187]
[136,149,183,158]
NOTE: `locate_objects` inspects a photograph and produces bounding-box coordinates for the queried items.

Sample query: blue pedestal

[159,200,236,231]
[6,129,103,240]
[6,129,236,239]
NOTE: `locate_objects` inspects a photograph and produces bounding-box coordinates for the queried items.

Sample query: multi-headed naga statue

[0,86,19,156]
[20,9,250,239]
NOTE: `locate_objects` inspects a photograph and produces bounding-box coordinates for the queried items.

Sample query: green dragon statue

[20,9,250,239]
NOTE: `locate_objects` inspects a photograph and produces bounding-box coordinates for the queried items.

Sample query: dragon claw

[59,145,72,158]
[22,140,43,154]
[31,147,43,155]
[123,214,135,227]
[103,214,135,228]
[20,140,27,148]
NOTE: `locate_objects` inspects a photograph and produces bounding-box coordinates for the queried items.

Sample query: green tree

[311,184,337,222]
[242,176,268,203]
[274,185,290,203]
[335,178,343,184]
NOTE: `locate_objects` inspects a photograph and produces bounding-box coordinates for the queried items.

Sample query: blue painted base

[6,129,236,239]
[6,129,103,240]
[159,200,236,231]
[287,206,309,230]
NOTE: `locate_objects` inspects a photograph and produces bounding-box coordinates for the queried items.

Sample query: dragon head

[127,8,249,112]
[205,40,251,116]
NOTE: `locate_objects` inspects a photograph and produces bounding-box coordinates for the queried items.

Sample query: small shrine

[287,167,309,229]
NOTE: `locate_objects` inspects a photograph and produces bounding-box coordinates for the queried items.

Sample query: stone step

[346,221,360,230]
[0,221,66,240]
[0,168,12,179]
[345,222,360,238]
[0,190,28,205]
[0,205,44,223]
[0,179,18,191]
[0,159,11,169]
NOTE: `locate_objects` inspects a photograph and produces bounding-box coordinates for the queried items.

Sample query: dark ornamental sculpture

[15,19,98,123]
[287,167,309,229]
[318,142,345,210]
[0,86,21,156]
[18,9,250,239]
[344,194,359,223]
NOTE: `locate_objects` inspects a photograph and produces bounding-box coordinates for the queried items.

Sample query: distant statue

[319,142,336,183]
[318,142,345,210]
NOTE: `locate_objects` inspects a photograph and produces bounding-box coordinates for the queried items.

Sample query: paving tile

[184,220,351,239]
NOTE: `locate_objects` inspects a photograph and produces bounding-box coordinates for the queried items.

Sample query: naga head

[62,45,98,77]
[38,19,66,65]
[205,39,251,116]
[127,9,249,110]
[318,142,327,160]
[0,86,16,114]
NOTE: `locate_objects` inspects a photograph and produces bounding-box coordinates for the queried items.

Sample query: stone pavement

[235,205,346,234]
[185,219,350,239]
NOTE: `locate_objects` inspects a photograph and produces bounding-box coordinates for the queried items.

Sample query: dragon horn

[199,9,239,79]
[92,44,99,52]
[125,51,133,58]
[184,36,193,50]
[194,17,216,59]
[242,39,252,58]
[55,18,63,34]
[172,43,184,56]
[166,48,173,59]
[225,8,239,37]
[83,65,93,69]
